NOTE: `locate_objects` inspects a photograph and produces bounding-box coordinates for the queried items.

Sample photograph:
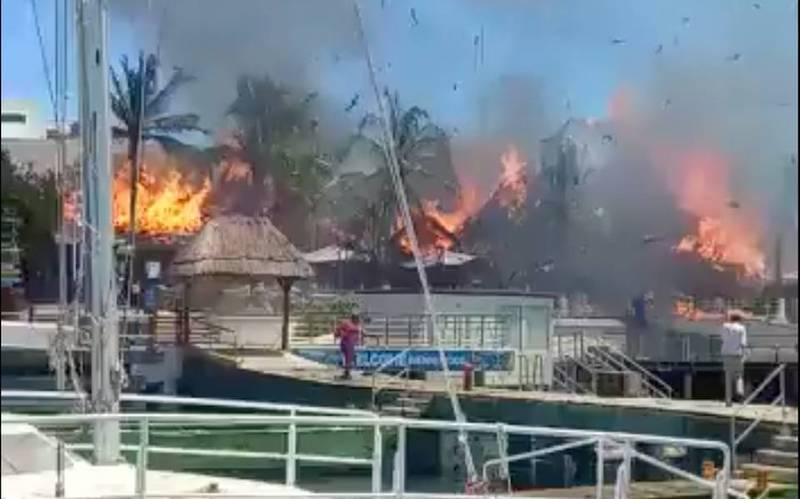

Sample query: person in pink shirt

[334,314,361,379]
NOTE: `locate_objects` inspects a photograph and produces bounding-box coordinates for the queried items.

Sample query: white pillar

[78,0,120,464]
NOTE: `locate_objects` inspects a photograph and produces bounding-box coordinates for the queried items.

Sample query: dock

[517,479,772,498]
[213,350,798,425]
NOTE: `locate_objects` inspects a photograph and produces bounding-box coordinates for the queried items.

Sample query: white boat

[1,418,312,498]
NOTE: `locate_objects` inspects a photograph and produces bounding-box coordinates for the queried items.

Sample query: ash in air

[107,0,797,313]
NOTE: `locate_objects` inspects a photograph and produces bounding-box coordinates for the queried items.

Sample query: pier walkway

[209,350,798,425]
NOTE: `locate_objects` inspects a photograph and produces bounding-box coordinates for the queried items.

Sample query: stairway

[151,311,223,346]
[377,392,433,419]
[738,430,798,488]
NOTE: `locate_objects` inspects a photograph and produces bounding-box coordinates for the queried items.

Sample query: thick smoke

[111,0,362,145]
[110,1,797,309]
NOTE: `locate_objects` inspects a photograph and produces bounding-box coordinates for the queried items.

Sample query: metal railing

[1,389,376,418]
[730,364,788,469]
[1,405,746,499]
[371,349,412,410]
[553,332,673,399]
[292,313,511,349]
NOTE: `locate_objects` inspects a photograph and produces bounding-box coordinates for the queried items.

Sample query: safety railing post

[622,440,633,498]
[779,367,787,432]
[372,422,383,493]
[393,424,407,496]
[730,411,737,470]
[595,438,604,499]
[136,417,148,499]
[286,409,297,487]
[55,439,65,498]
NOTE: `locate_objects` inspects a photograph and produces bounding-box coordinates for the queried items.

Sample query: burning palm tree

[110,52,206,240]
[336,89,458,266]
[225,75,328,241]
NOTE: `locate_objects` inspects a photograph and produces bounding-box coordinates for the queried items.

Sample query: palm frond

[145,113,206,134]
[146,67,196,119]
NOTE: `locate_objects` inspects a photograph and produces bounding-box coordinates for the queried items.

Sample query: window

[1,113,27,124]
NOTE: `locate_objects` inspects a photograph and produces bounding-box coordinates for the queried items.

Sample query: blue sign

[292,347,515,372]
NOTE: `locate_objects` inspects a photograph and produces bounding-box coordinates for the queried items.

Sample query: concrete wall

[354,291,556,387]
[208,314,284,349]
[1,101,46,140]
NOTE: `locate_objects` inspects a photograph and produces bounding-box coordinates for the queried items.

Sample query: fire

[113,162,211,235]
[494,146,528,220]
[670,150,766,278]
[393,145,528,255]
[221,158,252,183]
[393,186,479,255]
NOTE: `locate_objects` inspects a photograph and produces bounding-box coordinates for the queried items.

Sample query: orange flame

[113,162,211,235]
[494,146,528,220]
[221,158,252,183]
[393,145,528,255]
[670,150,766,278]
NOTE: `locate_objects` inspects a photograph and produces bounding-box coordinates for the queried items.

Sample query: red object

[463,361,474,391]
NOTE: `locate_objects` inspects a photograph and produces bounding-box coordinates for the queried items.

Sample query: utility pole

[76,0,121,464]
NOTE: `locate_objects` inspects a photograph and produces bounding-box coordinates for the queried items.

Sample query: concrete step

[755,448,798,468]
[739,463,798,484]
[772,435,798,452]
[394,396,432,406]
[380,405,423,418]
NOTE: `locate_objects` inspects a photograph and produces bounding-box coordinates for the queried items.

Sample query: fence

[1,390,747,499]
[292,312,512,349]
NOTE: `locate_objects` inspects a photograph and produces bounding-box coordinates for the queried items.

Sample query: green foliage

[0,149,58,265]
[226,75,325,211]
[110,52,206,147]
[329,89,457,263]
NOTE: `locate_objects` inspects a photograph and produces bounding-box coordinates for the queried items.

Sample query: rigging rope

[353,3,478,484]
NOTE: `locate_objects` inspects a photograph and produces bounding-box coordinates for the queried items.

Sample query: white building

[1,100,47,140]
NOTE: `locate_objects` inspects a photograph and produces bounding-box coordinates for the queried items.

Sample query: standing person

[334,314,361,380]
[721,313,748,407]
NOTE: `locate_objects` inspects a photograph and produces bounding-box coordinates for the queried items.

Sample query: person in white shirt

[720,313,748,407]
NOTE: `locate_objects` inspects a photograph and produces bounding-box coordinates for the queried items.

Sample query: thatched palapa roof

[171,215,313,280]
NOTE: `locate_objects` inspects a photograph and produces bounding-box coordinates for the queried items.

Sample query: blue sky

[2,0,796,136]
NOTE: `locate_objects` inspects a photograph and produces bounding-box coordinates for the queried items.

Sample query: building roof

[303,245,368,264]
[171,215,313,280]
[399,250,478,268]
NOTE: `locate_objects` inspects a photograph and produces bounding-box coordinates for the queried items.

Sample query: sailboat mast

[76,0,120,464]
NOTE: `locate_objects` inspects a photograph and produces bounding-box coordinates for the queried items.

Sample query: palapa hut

[171,215,313,350]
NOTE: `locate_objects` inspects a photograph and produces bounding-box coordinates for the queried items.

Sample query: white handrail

[1,389,376,417]
[736,364,785,411]
[593,335,673,397]
[730,363,788,470]
[3,405,737,499]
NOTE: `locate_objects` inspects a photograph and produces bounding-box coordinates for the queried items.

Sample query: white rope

[353,3,478,484]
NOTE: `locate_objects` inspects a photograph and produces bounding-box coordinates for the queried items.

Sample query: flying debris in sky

[728,200,741,209]
[345,94,360,112]
[752,3,761,9]
[655,44,663,54]
[727,53,742,61]
[602,134,614,144]
[681,16,690,26]
[663,98,672,109]
[610,38,626,45]
[537,259,555,273]
[410,8,419,26]
[642,234,666,244]
[452,82,458,91]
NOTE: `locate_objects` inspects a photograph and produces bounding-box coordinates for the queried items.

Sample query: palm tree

[109,52,206,238]
[333,89,458,265]
[225,74,327,239]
